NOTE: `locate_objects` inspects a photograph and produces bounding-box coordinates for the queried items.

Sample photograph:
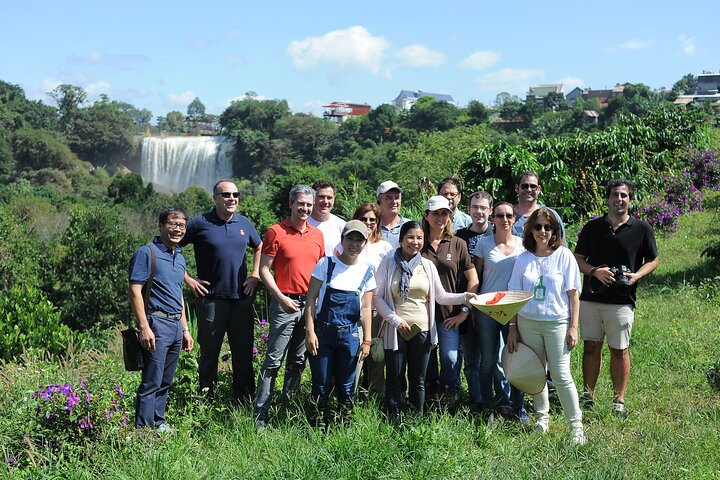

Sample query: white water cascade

[140,136,234,193]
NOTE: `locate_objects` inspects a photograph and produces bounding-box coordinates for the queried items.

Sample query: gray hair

[289,184,315,204]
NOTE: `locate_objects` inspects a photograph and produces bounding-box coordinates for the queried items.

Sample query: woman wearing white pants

[507,207,585,445]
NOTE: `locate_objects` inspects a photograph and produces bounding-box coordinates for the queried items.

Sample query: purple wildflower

[66,391,79,411]
[7,456,15,467]
[221,352,230,362]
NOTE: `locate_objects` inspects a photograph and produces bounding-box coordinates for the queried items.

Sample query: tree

[543,91,567,111]
[273,114,337,165]
[12,128,84,172]
[406,96,459,132]
[671,73,698,97]
[166,110,185,133]
[48,84,86,132]
[358,103,399,143]
[495,92,521,107]
[66,98,134,164]
[187,97,206,118]
[466,100,490,124]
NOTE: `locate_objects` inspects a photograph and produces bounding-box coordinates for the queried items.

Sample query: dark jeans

[385,331,431,413]
[309,322,360,406]
[135,314,182,428]
[196,296,255,401]
[477,311,524,410]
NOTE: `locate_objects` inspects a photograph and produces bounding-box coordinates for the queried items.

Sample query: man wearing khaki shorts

[574,179,658,417]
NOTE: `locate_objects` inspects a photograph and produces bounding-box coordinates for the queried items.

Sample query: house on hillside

[674,72,720,107]
[565,84,625,108]
[526,84,564,106]
[393,90,456,111]
[322,102,371,123]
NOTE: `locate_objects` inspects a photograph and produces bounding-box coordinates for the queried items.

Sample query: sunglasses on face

[520,183,539,190]
[494,213,513,219]
[216,192,240,198]
[358,216,377,223]
[533,223,553,232]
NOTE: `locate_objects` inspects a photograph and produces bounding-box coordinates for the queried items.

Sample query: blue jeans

[135,314,182,428]
[477,311,524,410]
[463,312,510,405]
[385,331,431,413]
[436,323,461,394]
[196,296,255,400]
[309,322,360,406]
[253,299,307,420]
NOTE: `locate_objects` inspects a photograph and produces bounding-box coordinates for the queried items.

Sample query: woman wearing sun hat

[507,207,585,444]
[305,220,376,426]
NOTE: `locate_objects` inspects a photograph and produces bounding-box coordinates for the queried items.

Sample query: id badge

[533,275,546,301]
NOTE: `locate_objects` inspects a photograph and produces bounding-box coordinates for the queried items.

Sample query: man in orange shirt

[253,184,325,431]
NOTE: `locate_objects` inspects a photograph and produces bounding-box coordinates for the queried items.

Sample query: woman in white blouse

[507,208,585,445]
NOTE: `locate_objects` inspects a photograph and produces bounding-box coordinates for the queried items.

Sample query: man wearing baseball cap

[376,180,410,250]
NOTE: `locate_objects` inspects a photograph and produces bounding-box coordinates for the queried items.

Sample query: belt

[147,309,182,320]
[282,293,307,300]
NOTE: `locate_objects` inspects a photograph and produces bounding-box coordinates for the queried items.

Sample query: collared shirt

[180,209,261,299]
[129,236,186,315]
[421,235,473,321]
[262,218,324,294]
[381,216,410,250]
[513,204,566,243]
[575,215,658,306]
[451,209,473,231]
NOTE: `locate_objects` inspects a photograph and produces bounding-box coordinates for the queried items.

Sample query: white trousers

[518,315,582,430]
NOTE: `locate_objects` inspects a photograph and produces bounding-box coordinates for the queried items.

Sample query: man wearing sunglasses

[180,179,263,404]
[512,172,566,243]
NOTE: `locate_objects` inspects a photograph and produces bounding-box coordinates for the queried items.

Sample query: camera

[590,265,632,296]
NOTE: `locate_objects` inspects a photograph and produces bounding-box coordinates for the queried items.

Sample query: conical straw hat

[501,342,546,395]
[469,290,533,325]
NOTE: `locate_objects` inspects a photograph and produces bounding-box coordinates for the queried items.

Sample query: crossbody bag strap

[141,242,156,313]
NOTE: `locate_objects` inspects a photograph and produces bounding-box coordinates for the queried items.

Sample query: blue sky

[2,1,717,119]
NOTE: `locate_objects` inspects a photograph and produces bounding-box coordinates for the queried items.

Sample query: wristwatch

[461,305,470,314]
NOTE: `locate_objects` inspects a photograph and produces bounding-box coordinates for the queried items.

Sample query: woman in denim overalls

[305,220,376,426]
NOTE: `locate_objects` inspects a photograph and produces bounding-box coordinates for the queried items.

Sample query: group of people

[128,173,658,445]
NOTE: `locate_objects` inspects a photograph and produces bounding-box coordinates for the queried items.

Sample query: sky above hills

[2,0,717,119]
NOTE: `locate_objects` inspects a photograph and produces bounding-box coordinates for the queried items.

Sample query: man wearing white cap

[376,180,410,250]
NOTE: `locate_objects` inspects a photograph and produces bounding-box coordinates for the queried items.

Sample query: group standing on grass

[129,174,658,444]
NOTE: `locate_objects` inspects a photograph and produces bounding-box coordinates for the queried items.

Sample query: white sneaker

[533,422,548,434]
[571,426,586,445]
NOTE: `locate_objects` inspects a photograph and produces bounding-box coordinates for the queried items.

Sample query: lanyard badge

[533,275,546,301]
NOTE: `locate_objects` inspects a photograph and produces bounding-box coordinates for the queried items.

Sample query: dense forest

[1,76,719,354]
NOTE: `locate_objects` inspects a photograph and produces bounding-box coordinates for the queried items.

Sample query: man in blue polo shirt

[180,179,263,403]
[129,207,194,432]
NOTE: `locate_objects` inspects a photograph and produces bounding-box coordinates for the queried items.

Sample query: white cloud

[166,91,197,108]
[474,68,545,94]
[287,26,389,74]
[678,35,695,55]
[458,51,501,70]
[67,50,149,71]
[395,44,445,67]
[616,39,653,50]
[84,80,112,96]
[558,76,586,91]
[226,53,247,66]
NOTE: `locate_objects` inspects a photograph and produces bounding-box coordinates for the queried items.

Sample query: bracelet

[589,266,598,277]
[362,340,371,346]
[182,328,190,333]
[508,322,517,327]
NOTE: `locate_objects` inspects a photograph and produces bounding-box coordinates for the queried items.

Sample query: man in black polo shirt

[181,179,263,403]
[574,179,658,417]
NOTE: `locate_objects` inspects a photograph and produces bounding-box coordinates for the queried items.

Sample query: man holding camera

[574,179,658,417]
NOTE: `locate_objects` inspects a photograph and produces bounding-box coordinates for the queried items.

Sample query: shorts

[579,301,634,350]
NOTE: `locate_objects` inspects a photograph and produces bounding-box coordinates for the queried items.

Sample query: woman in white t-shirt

[305,220,376,426]
[507,208,585,444]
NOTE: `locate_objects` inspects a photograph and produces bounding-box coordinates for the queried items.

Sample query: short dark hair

[159,207,189,225]
[438,175,463,196]
[212,179,236,195]
[492,201,514,216]
[399,220,424,246]
[515,171,539,185]
[522,207,563,252]
[468,191,493,209]
[605,179,634,200]
[312,179,336,194]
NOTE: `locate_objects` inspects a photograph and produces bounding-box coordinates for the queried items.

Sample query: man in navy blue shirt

[129,207,194,431]
[180,179,263,403]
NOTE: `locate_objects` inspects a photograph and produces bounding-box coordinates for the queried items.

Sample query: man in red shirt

[253,184,325,430]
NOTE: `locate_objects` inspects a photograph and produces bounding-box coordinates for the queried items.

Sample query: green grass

[2,194,720,479]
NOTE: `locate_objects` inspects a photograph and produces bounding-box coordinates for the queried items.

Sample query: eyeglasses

[494,213,513,219]
[164,222,187,230]
[216,191,240,198]
[533,223,552,232]
[520,183,539,190]
[442,192,459,199]
[470,205,490,212]
[358,216,377,223]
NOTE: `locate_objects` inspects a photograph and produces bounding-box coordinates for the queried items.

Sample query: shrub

[686,149,720,191]
[663,170,704,215]
[0,285,80,361]
[635,192,681,234]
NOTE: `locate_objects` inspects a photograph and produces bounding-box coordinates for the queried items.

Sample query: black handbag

[122,242,156,372]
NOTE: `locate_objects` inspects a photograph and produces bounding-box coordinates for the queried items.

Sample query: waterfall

[140,136,234,193]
